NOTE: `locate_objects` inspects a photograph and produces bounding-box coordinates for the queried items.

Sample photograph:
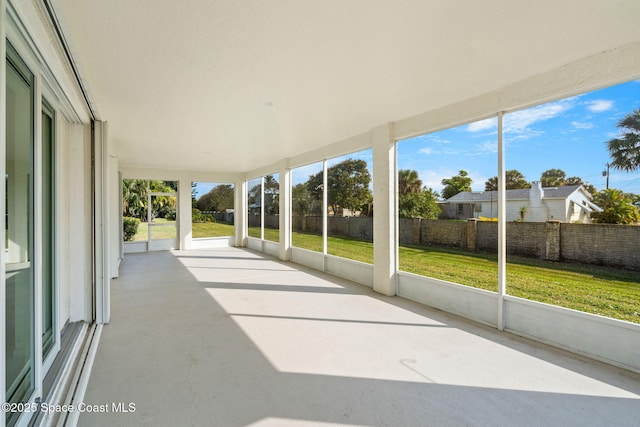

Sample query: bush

[192,208,216,223]
[123,217,140,241]
[164,208,176,221]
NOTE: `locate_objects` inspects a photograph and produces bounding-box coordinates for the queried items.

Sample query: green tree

[292,182,311,216]
[540,169,567,187]
[122,179,146,220]
[191,182,198,208]
[248,182,261,206]
[399,187,441,219]
[606,108,640,172]
[441,170,472,200]
[591,189,640,224]
[149,180,176,219]
[484,170,530,191]
[308,158,372,216]
[196,184,235,212]
[564,176,597,196]
[122,179,176,221]
[398,169,422,195]
[263,175,279,214]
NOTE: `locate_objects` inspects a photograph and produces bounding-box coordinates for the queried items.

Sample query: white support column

[497,112,506,330]
[279,160,291,261]
[93,120,110,324]
[372,123,396,296]
[260,177,265,240]
[108,156,120,278]
[235,179,247,247]
[178,178,193,250]
[322,160,328,255]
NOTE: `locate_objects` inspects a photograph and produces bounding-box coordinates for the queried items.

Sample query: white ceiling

[57,0,640,173]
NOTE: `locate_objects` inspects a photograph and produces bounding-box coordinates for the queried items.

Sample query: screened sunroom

[2,1,640,426]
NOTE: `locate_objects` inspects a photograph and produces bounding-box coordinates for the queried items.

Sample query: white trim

[322,159,328,256]
[60,324,103,427]
[93,121,109,323]
[6,0,86,123]
[497,112,506,330]
[0,0,7,422]
[393,42,640,144]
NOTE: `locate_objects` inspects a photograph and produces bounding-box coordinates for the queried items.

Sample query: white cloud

[504,99,573,134]
[418,169,450,192]
[586,99,613,113]
[420,134,451,145]
[571,121,594,130]
[477,140,497,154]
[467,118,496,132]
[419,147,433,155]
[464,98,576,143]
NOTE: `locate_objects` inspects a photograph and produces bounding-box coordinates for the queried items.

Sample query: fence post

[545,220,561,261]
[466,218,478,252]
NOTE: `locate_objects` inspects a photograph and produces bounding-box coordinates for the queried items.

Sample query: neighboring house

[249,193,279,215]
[440,181,602,223]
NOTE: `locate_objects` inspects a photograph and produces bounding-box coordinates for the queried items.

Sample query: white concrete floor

[79,248,640,427]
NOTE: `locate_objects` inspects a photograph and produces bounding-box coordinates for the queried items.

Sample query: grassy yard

[132,218,176,241]
[293,234,640,324]
[192,222,235,238]
[133,221,640,323]
[291,231,374,264]
[399,245,640,323]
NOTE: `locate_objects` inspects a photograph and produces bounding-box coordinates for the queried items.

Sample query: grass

[192,222,235,238]
[132,218,176,241]
[291,231,374,264]
[132,221,640,323]
[293,235,640,324]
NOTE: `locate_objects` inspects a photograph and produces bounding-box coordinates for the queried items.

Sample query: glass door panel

[42,101,55,359]
[6,45,35,426]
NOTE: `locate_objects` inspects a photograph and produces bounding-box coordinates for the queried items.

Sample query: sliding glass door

[5,43,35,426]
[41,100,56,360]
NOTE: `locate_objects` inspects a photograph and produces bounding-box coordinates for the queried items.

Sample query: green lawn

[293,235,640,324]
[192,222,235,238]
[399,245,640,323]
[132,218,176,241]
[291,231,375,264]
[133,221,640,323]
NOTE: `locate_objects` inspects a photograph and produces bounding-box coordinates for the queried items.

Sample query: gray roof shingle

[443,185,582,203]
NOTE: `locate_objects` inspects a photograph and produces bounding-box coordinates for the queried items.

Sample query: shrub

[123,217,140,241]
[164,208,176,221]
[192,208,216,223]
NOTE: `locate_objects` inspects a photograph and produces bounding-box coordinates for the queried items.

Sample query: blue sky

[398,80,640,195]
[196,79,640,199]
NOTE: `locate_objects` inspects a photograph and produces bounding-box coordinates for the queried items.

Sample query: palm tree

[398,169,422,195]
[484,170,530,191]
[122,179,148,220]
[540,168,566,187]
[591,189,640,224]
[606,108,640,172]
